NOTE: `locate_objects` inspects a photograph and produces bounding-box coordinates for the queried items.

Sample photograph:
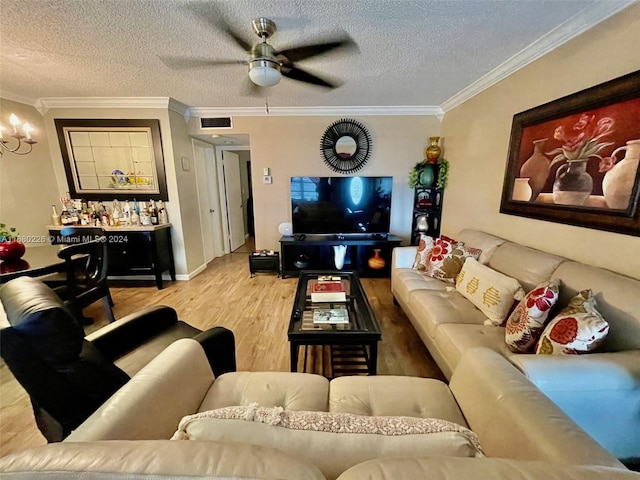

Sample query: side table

[249,251,280,277]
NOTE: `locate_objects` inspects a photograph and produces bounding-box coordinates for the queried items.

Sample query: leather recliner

[0,276,236,442]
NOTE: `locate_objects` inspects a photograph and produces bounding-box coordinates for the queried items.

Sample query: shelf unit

[411,163,444,245]
[279,235,402,279]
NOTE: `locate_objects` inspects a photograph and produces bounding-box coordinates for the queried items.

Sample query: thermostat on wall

[263,175,272,184]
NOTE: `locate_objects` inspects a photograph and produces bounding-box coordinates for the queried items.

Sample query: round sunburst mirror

[319,118,372,173]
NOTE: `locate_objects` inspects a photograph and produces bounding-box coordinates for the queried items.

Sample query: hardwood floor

[0,242,443,457]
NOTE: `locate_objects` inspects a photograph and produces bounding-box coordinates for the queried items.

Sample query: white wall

[190,115,442,250]
[441,4,640,279]
[0,98,58,244]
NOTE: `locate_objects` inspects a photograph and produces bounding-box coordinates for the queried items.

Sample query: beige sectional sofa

[1,338,636,479]
[391,229,640,460]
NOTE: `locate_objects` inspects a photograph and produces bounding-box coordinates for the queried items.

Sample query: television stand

[279,234,402,279]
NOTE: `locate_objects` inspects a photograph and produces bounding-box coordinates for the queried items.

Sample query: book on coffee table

[310,280,346,302]
[313,308,349,324]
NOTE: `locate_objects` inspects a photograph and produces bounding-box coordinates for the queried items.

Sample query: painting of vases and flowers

[501,70,640,236]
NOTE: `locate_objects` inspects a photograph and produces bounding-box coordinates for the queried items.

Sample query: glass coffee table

[288,271,381,377]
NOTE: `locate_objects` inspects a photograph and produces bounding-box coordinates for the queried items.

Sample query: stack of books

[313,308,349,324]
[310,278,346,302]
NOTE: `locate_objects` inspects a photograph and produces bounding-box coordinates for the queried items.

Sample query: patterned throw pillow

[424,237,482,283]
[412,234,435,271]
[535,290,609,355]
[455,257,525,326]
[505,279,560,353]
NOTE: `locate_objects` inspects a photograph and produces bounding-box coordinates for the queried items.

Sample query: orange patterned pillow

[424,237,482,283]
[412,234,435,271]
[505,279,560,353]
[536,290,609,355]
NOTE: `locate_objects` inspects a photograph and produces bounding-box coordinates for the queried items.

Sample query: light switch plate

[263,167,270,176]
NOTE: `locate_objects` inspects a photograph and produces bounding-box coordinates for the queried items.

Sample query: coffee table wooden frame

[288,270,381,376]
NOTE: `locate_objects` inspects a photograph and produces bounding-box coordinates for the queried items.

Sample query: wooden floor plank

[0,241,443,457]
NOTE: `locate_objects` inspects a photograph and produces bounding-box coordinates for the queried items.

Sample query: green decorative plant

[408,158,450,190]
[0,223,20,242]
[436,157,450,190]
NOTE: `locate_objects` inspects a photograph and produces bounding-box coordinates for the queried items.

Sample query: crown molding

[0,91,40,109]
[189,105,442,118]
[440,0,636,113]
[35,97,174,115]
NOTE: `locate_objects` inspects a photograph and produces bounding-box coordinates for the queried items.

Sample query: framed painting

[500,70,640,236]
[55,119,168,201]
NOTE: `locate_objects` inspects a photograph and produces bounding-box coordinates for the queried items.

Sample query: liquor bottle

[70,201,80,225]
[157,200,168,224]
[139,201,151,226]
[80,202,89,226]
[51,205,62,226]
[91,203,101,227]
[149,199,158,225]
[60,203,72,226]
[112,200,121,227]
[122,200,131,226]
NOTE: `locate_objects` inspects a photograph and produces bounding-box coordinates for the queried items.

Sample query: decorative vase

[333,245,347,270]
[293,254,310,269]
[419,165,435,187]
[416,214,429,232]
[512,178,533,202]
[368,249,385,270]
[0,241,26,261]
[519,138,549,201]
[603,139,640,210]
[552,159,593,206]
[425,137,441,164]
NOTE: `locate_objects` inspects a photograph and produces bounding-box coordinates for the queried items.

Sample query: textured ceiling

[0,0,632,111]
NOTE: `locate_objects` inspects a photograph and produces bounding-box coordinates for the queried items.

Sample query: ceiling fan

[160,5,358,93]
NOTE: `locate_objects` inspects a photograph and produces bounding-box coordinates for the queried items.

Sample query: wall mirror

[55,118,168,201]
[320,118,372,173]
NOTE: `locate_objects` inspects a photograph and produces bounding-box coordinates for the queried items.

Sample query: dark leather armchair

[0,276,236,443]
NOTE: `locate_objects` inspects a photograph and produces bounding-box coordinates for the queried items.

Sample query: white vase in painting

[602,139,640,210]
[333,245,347,270]
[512,178,533,202]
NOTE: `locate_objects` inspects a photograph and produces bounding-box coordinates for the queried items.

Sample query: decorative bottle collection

[55,196,168,227]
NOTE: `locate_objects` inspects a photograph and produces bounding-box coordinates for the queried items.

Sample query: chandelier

[0,113,37,156]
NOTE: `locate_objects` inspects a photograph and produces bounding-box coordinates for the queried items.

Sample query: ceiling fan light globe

[249,59,282,87]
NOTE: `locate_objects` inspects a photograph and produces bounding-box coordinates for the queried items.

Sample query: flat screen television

[290,176,392,234]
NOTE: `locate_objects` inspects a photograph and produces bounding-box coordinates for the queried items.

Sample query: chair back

[57,226,104,244]
[57,237,108,295]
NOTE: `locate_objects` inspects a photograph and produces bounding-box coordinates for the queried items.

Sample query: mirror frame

[320,118,372,173]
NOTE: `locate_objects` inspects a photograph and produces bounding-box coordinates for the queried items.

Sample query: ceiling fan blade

[185,1,253,52]
[277,36,357,62]
[282,66,340,89]
[160,56,246,70]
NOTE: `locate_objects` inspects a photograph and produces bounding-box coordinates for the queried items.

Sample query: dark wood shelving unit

[279,235,402,279]
[411,163,444,245]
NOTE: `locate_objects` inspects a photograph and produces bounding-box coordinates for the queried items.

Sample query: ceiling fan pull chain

[265,89,270,115]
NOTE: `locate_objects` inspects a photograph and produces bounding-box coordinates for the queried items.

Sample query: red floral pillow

[412,234,435,271]
[535,290,609,355]
[505,279,560,353]
[424,237,482,283]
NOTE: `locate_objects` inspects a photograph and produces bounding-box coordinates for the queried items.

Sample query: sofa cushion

[0,440,326,480]
[173,406,482,480]
[536,290,609,355]
[199,371,330,412]
[409,289,487,339]
[336,457,638,480]
[551,261,640,352]
[488,243,565,292]
[505,279,560,353]
[456,229,507,265]
[329,375,468,427]
[455,257,525,326]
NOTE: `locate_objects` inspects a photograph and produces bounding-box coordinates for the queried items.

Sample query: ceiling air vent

[200,117,233,129]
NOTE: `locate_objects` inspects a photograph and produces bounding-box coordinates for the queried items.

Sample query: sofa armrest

[86,305,181,360]
[392,246,417,269]
[509,351,640,460]
[65,338,215,442]
[193,327,236,377]
[449,347,624,468]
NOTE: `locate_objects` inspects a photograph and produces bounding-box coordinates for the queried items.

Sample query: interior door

[222,150,246,252]
[193,139,223,262]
